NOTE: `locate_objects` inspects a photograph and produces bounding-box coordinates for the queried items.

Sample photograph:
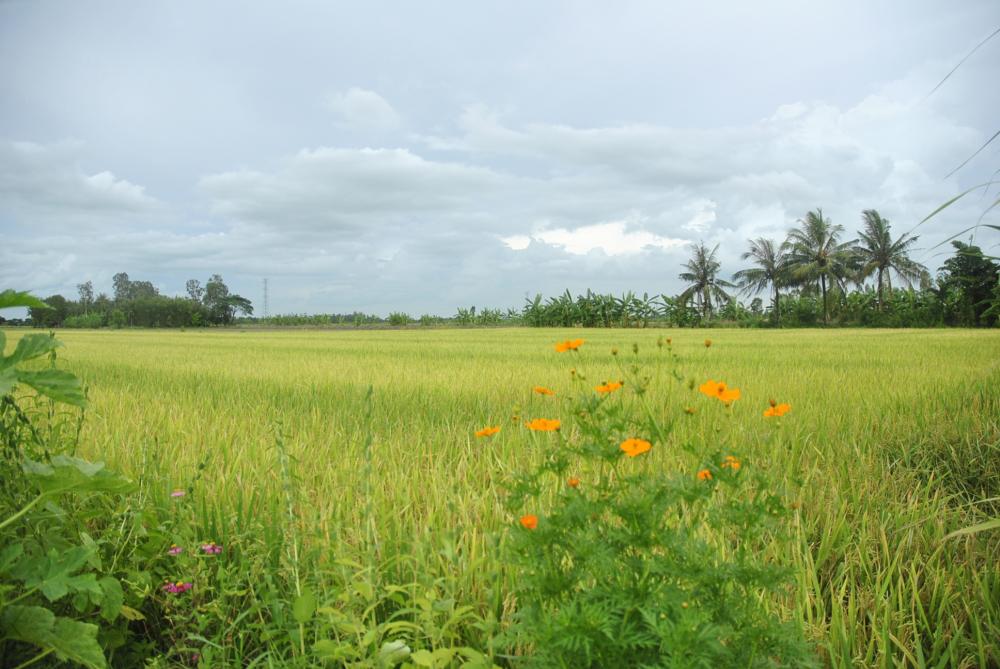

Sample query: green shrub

[64,312,106,328]
[500,339,814,667]
[388,312,412,326]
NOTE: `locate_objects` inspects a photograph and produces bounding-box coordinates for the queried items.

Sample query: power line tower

[262,278,269,318]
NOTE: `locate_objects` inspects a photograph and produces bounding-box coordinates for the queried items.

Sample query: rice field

[8,326,1000,666]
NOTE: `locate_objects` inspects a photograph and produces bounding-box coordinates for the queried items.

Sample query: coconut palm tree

[783,209,856,324]
[732,238,788,325]
[856,209,929,311]
[678,242,734,319]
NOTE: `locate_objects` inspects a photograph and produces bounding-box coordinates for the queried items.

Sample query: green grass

[5,326,999,666]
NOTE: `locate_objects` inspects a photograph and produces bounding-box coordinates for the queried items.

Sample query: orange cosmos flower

[520,514,538,530]
[698,379,741,403]
[697,469,713,481]
[620,438,652,458]
[567,476,580,488]
[594,380,623,394]
[763,403,791,417]
[526,418,561,432]
[554,338,585,352]
[533,386,556,396]
[721,455,741,470]
[475,426,500,438]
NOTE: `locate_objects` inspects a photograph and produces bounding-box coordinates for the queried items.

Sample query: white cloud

[324,88,402,131]
[532,219,688,256]
[683,199,717,232]
[501,234,530,250]
[0,140,158,222]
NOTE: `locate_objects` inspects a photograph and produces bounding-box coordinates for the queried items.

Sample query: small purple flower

[162,581,193,594]
[200,542,223,555]
[168,544,184,556]
[171,489,186,498]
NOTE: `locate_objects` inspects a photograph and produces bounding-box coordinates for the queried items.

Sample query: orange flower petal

[595,380,623,394]
[698,379,722,398]
[764,402,791,417]
[721,455,741,470]
[567,477,580,488]
[526,418,561,432]
[620,438,652,457]
[475,426,500,438]
[520,514,538,530]
[533,386,556,396]
[697,469,712,481]
[555,338,584,352]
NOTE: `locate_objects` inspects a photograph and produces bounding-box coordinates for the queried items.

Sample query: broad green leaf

[411,649,435,667]
[98,576,124,621]
[0,366,16,396]
[313,639,357,661]
[1,605,107,669]
[23,455,135,496]
[7,332,62,366]
[378,639,411,665]
[0,541,24,573]
[70,573,103,611]
[17,368,87,407]
[13,545,93,601]
[118,605,145,621]
[292,587,316,623]
[0,289,49,310]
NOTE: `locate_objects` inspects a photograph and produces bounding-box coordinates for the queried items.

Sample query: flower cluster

[554,338,584,352]
[594,380,623,394]
[201,542,223,555]
[500,337,813,666]
[699,379,741,403]
[526,418,560,432]
[764,401,791,417]
[162,581,193,594]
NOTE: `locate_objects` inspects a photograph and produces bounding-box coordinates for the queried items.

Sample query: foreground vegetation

[2,323,998,667]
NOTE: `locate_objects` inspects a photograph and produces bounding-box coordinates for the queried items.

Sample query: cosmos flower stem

[612,355,677,452]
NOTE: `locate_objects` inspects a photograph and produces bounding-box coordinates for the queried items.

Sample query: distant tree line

[6,273,253,328]
[677,208,998,328]
[3,208,996,329]
[515,212,997,329]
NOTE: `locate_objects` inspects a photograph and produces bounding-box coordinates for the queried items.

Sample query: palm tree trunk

[773,285,780,326]
[877,267,884,311]
[821,274,828,324]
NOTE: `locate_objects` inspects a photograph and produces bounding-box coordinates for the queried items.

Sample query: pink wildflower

[170,489,186,498]
[200,542,223,555]
[167,545,184,556]
[162,581,193,594]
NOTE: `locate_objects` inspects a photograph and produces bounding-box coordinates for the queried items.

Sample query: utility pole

[263,278,269,318]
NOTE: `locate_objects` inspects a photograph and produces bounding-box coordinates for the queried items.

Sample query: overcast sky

[2,1,998,316]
